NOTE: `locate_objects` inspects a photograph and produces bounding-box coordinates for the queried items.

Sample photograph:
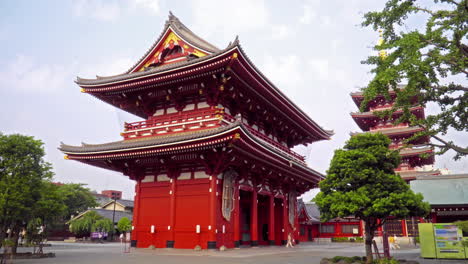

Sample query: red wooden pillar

[431,212,437,223]
[283,197,288,244]
[233,184,240,248]
[131,179,141,247]
[208,174,217,249]
[167,175,176,248]
[268,195,275,245]
[251,188,258,246]
[401,219,408,237]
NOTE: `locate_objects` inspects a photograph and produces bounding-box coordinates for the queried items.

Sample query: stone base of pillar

[281,240,286,245]
[295,239,300,244]
[269,240,275,245]
[251,240,258,246]
[234,240,240,248]
[130,240,137,247]
[166,240,174,248]
[207,241,217,249]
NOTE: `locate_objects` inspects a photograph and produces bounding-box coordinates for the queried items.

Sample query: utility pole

[111,197,117,241]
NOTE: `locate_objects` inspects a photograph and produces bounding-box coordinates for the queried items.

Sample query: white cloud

[308,59,329,80]
[78,57,134,78]
[73,0,121,21]
[271,24,290,40]
[262,55,303,90]
[191,0,269,44]
[299,5,316,24]
[0,55,70,93]
[130,0,160,14]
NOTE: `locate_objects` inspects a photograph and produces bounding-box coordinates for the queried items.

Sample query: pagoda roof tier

[73,14,333,144]
[399,145,433,157]
[351,126,424,137]
[59,118,325,186]
[350,106,425,131]
[397,169,441,181]
[398,146,435,167]
[350,85,418,111]
[350,126,429,145]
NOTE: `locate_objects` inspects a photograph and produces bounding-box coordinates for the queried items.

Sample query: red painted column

[208,174,217,249]
[167,176,176,248]
[401,219,408,237]
[268,195,275,245]
[283,197,288,243]
[233,184,240,247]
[131,179,141,247]
[251,188,258,246]
[431,212,437,223]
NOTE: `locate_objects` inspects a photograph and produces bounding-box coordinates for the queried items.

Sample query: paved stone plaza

[11,242,468,264]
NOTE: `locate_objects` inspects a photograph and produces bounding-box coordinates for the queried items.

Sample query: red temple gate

[60,13,332,249]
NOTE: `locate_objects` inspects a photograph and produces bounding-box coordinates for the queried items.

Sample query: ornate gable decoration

[130,13,219,73]
[134,30,209,72]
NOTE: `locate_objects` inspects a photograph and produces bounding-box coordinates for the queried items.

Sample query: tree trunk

[364,220,375,264]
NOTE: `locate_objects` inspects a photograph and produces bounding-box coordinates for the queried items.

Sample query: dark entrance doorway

[274,197,284,245]
[239,190,252,245]
[257,194,270,245]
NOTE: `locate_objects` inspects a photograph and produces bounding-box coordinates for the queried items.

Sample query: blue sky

[1,0,466,200]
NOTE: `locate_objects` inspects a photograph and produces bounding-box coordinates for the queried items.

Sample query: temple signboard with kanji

[60,13,333,249]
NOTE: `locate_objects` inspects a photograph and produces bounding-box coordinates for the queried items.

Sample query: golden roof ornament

[378,29,388,59]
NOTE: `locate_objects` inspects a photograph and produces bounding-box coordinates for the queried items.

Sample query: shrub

[331,237,349,242]
[373,258,399,264]
[331,256,365,263]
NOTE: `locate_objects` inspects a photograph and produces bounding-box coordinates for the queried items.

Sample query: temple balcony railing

[121,108,224,140]
[121,109,305,163]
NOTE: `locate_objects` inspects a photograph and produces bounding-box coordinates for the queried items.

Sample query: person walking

[286,232,294,248]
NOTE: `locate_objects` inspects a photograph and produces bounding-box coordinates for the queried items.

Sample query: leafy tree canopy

[315,133,430,263]
[0,133,54,247]
[361,0,467,160]
[57,183,98,220]
[117,217,132,233]
[69,211,113,237]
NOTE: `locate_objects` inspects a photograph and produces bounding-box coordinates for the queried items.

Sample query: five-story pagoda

[350,87,440,182]
[60,13,333,249]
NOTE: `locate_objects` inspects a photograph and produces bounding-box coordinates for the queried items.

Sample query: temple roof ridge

[350,84,408,96]
[126,11,220,74]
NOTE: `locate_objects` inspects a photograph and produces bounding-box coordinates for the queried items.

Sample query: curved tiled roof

[76,12,221,85]
[350,126,425,136]
[126,12,220,74]
[350,106,423,117]
[60,118,325,180]
[60,119,241,153]
[76,43,235,86]
[399,145,433,156]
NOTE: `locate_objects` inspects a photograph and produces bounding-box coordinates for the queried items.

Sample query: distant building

[410,173,468,223]
[101,199,134,214]
[68,198,134,234]
[101,190,122,200]
[297,199,362,242]
[91,190,125,207]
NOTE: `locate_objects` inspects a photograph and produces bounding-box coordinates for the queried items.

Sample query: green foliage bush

[332,237,350,242]
[372,258,399,264]
[117,217,132,233]
[92,219,113,233]
[69,211,112,237]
